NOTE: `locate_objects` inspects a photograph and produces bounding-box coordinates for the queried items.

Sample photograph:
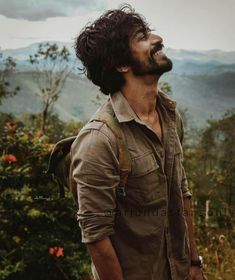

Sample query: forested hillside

[0,42,235,280]
[1,42,235,128]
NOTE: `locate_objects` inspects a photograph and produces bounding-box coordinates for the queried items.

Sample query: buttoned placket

[133,101,178,279]
[110,91,188,279]
[163,108,178,280]
[156,106,179,280]
[141,98,179,280]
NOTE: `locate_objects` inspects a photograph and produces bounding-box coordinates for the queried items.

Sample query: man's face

[128,28,173,76]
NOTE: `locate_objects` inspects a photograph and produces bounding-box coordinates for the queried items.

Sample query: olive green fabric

[89,111,132,194]
[47,96,182,200]
[71,90,192,280]
[46,136,76,197]
[46,112,131,200]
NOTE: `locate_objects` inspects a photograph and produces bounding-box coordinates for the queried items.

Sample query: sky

[0,0,234,51]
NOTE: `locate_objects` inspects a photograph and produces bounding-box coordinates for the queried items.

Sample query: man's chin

[131,57,173,77]
[162,57,173,70]
[157,59,173,75]
[150,63,173,76]
[164,60,173,72]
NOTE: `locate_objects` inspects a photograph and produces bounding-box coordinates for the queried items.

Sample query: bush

[0,115,91,280]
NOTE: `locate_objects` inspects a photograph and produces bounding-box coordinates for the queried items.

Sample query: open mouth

[151,43,165,57]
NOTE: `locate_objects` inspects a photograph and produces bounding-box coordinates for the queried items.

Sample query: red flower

[56,247,64,257]
[49,246,64,257]
[3,154,17,163]
[49,247,55,255]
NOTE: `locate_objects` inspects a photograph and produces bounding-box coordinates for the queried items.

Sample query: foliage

[159,81,172,95]
[0,114,91,280]
[19,112,83,143]
[29,43,74,133]
[184,110,235,279]
[196,228,235,280]
[0,96,235,279]
[186,110,235,229]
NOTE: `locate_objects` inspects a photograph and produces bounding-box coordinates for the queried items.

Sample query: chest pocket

[126,151,165,206]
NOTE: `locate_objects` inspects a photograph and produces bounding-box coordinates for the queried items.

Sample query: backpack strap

[91,111,132,196]
[46,112,131,198]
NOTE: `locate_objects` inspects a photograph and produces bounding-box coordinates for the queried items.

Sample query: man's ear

[116,66,129,73]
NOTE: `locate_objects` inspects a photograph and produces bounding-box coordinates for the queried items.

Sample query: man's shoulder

[70,120,118,162]
[79,120,114,140]
[71,98,118,154]
[80,98,116,138]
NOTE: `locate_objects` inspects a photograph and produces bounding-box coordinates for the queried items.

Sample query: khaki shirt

[71,91,192,280]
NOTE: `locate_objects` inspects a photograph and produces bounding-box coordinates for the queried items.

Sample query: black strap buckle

[117,186,126,197]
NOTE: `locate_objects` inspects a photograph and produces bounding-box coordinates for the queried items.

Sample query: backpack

[46,109,183,202]
[46,111,132,202]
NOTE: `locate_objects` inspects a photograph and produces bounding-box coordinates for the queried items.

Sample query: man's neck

[121,74,160,122]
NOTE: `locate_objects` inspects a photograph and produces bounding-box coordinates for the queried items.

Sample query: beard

[130,52,173,77]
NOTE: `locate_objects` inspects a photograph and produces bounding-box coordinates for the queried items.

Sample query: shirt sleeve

[181,165,192,199]
[70,124,120,243]
[177,111,193,199]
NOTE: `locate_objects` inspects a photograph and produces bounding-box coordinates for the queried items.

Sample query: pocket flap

[131,151,159,177]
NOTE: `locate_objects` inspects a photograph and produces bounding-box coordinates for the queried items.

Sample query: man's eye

[140,33,147,40]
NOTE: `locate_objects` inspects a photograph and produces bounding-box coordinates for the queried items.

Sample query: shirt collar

[157,90,177,112]
[110,90,177,123]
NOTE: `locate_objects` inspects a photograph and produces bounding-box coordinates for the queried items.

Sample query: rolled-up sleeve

[181,165,192,199]
[71,125,120,243]
[177,112,193,199]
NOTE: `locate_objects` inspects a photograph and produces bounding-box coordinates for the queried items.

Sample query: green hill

[1,71,105,122]
[1,70,235,128]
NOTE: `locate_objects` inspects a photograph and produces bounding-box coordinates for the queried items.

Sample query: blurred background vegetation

[0,43,235,280]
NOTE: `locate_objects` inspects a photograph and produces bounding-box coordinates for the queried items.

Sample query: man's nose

[149,33,163,45]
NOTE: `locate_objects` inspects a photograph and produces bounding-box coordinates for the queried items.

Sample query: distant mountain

[0,42,235,128]
[161,71,235,127]
[0,72,102,123]
[1,70,234,129]
[166,48,235,64]
[171,59,235,75]
[1,41,235,75]
[1,41,74,61]
[2,42,235,64]
[0,41,80,73]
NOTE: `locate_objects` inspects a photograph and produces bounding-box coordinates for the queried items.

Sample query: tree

[29,43,73,134]
[0,52,20,104]
[184,110,235,279]
[185,110,235,230]
[159,81,172,95]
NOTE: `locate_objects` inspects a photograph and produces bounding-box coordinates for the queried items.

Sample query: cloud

[0,0,106,21]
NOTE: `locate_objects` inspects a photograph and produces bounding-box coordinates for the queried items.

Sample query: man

[72,5,204,280]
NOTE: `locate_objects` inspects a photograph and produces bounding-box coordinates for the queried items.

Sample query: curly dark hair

[74,5,149,95]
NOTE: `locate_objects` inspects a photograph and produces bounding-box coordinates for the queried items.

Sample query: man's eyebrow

[131,27,147,39]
